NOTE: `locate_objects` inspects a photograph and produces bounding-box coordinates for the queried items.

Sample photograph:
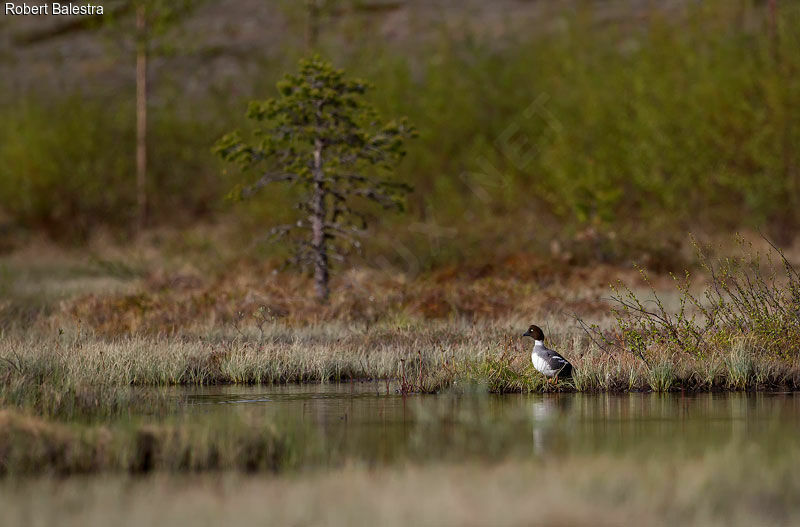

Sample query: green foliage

[2,1,800,250]
[603,236,800,362]
[214,56,415,268]
[0,98,133,237]
[647,361,677,393]
[0,96,226,238]
[338,0,800,235]
[465,355,544,393]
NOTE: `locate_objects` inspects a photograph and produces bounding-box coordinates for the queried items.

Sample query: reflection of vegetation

[0,409,292,475]
[2,426,800,526]
[4,383,800,478]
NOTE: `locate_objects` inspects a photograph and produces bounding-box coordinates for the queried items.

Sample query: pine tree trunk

[135,6,148,233]
[311,139,329,302]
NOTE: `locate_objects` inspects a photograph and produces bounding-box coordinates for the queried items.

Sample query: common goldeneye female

[522,325,573,382]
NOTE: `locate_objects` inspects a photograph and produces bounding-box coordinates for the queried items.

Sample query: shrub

[598,236,800,362]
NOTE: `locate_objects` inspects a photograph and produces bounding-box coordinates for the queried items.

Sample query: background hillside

[1,0,797,272]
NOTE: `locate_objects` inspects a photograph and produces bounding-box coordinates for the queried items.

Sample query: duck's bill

[522,331,531,337]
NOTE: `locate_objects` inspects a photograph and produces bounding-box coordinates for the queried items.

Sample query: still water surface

[177,384,800,463]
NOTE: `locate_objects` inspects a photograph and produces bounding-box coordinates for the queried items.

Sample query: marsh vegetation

[1,233,800,479]
[2,2,800,524]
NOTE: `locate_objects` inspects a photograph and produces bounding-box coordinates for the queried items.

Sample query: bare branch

[242,172,299,197]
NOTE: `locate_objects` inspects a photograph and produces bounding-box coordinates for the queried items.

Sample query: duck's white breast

[531,351,558,377]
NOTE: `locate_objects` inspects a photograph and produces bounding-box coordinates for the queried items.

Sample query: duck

[522,325,573,383]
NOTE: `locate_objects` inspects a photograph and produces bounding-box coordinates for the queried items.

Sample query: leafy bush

[0,96,226,239]
[0,97,134,237]
[360,1,800,234]
[601,236,800,361]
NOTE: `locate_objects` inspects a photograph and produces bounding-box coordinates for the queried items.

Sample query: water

[175,384,800,464]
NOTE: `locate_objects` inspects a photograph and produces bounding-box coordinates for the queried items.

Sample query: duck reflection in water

[530,395,573,456]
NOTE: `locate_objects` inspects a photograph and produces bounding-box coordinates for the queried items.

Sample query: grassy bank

[2,235,798,476]
[3,443,800,527]
[2,323,798,405]
[1,236,799,418]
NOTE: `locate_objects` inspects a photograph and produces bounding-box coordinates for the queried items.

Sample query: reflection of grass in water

[3,389,797,475]
[2,443,799,526]
[0,409,297,476]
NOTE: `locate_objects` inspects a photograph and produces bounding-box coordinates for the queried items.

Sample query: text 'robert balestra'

[5,3,104,15]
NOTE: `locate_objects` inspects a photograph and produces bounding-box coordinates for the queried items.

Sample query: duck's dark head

[522,324,545,340]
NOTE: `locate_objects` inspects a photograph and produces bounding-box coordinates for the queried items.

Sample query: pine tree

[214,56,415,301]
